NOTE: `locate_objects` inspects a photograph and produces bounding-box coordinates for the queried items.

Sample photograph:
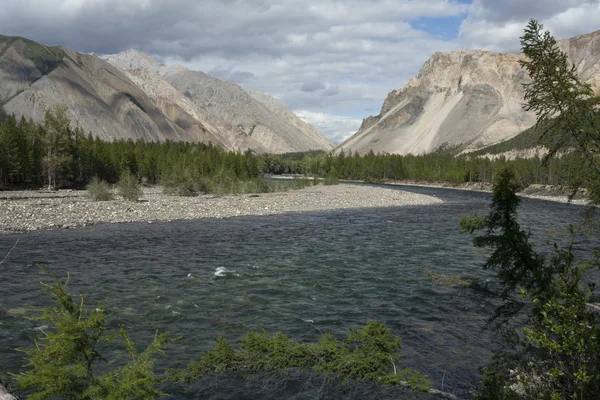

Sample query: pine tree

[42,106,73,189]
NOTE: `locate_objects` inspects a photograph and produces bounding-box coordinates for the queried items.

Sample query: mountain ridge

[0,35,333,153]
[99,50,334,153]
[336,29,600,155]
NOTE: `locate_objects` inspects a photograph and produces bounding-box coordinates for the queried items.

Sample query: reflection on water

[0,184,587,399]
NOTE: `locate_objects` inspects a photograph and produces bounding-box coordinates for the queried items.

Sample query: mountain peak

[98,49,162,72]
[337,29,600,156]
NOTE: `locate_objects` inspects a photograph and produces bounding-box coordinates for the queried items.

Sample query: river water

[0,184,588,399]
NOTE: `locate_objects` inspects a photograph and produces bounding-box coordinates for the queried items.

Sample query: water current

[0,184,588,399]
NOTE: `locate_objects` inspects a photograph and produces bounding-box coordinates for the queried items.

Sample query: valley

[0,9,599,400]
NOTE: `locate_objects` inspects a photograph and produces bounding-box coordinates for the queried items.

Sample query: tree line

[0,106,585,192]
[263,146,584,189]
[0,106,262,190]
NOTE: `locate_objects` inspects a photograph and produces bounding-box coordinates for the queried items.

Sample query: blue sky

[1,0,599,143]
[412,16,465,39]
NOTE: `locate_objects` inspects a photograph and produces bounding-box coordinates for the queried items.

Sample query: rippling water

[0,184,587,399]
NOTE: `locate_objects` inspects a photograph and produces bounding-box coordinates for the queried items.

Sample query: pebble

[0,185,443,235]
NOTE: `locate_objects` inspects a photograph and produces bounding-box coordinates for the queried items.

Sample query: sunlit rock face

[337,30,600,155]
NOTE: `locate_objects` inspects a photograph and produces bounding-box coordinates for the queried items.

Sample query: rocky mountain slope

[100,50,334,153]
[0,36,332,153]
[0,35,214,143]
[337,30,600,155]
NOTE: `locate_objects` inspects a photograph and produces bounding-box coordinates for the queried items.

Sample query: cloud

[321,85,340,97]
[459,0,600,52]
[295,110,362,144]
[301,81,326,92]
[1,0,596,145]
[0,0,469,143]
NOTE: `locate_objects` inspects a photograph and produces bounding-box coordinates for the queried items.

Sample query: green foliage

[170,321,430,392]
[117,170,143,202]
[258,147,574,190]
[85,177,113,201]
[244,176,272,193]
[324,173,339,185]
[0,103,578,192]
[520,20,600,203]
[292,177,311,189]
[468,123,548,157]
[461,168,547,303]
[312,176,320,185]
[465,170,600,397]
[42,105,73,189]
[13,270,171,399]
[467,21,600,400]
[162,168,208,197]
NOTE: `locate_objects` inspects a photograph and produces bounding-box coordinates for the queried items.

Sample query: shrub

[117,170,143,202]
[14,270,171,399]
[210,169,238,196]
[292,177,311,189]
[324,174,339,185]
[312,176,320,185]
[170,321,430,393]
[248,176,271,193]
[85,177,113,201]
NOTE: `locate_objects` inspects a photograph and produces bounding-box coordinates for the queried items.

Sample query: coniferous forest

[0,105,585,192]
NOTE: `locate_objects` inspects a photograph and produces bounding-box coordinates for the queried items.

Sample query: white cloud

[459,0,600,52]
[295,110,363,144]
[2,0,598,144]
[0,0,467,143]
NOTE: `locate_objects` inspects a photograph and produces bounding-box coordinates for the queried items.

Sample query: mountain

[0,35,215,143]
[243,87,334,151]
[337,30,600,155]
[0,36,333,153]
[100,50,334,153]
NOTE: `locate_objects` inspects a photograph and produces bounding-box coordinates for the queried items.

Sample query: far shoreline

[335,179,589,206]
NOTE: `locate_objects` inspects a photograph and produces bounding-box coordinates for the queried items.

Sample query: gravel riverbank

[386,181,589,205]
[0,185,443,235]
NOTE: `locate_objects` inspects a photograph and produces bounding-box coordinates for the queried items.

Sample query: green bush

[247,176,271,193]
[117,170,143,202]
[324,174,339,185]
[170,321,430,392]
[85,177,113,201]
[210,169,238,196]
[14,270,171,399]
[312,176,320,185]
[292,177,311,189]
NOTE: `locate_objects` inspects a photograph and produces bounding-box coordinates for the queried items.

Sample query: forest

[0,105,584,192]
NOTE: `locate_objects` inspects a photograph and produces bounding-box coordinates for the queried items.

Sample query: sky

[1,0,599,143]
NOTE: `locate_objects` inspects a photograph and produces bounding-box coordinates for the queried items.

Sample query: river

[0,184,588,399]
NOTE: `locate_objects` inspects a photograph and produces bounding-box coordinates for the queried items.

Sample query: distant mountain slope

[0,36,332,153]
[164,69,334,153]
[98,50,232,150]
[337,30,600,155]
[0,35,214,143]
[101,50,334,153]
[243,87,334,151]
